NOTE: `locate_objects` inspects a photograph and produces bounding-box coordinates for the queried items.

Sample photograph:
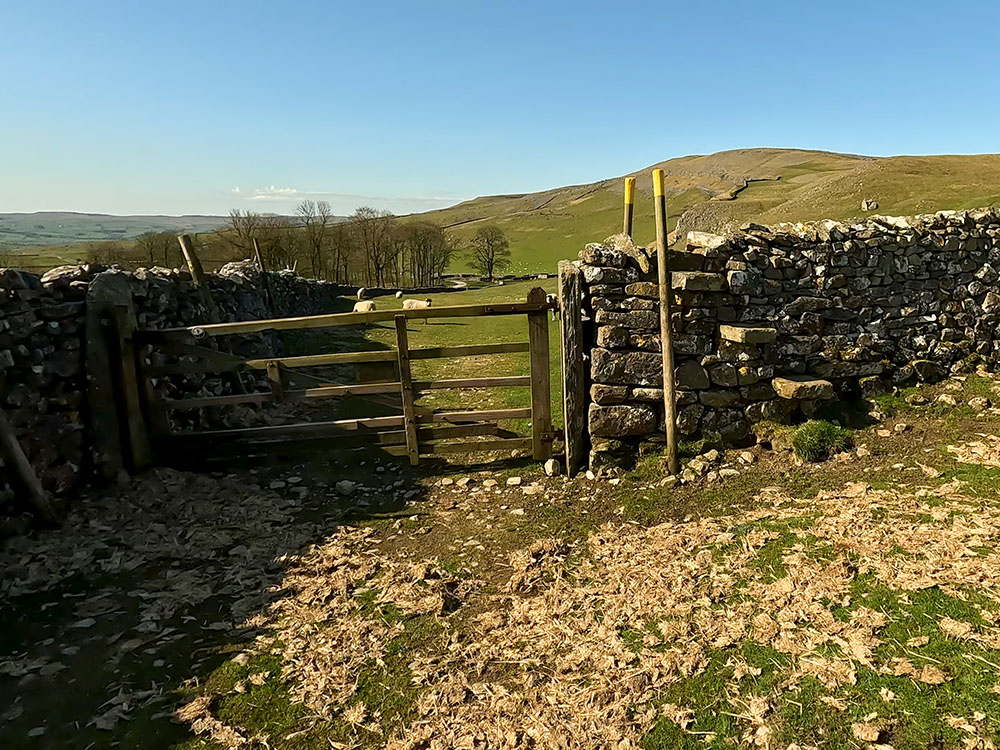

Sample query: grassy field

[280,279,563,441]
[362,280,561,423]
[415,148,1000,275]
[0,212,226,248]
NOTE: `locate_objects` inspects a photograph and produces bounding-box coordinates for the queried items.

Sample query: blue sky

[2,0,999,216]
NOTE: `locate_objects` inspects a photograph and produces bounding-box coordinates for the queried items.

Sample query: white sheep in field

[353,300,376,313]
[402,297,433,323]
[356,287,367,301]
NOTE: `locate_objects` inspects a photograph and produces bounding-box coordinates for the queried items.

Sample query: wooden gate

[108,288,558,468]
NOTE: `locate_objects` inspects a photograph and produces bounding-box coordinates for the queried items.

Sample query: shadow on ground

[0,447,440,748]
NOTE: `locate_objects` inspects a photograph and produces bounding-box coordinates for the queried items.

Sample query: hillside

[7,149,1000,276]
[0,212,227,249]
[418,148,1000,274]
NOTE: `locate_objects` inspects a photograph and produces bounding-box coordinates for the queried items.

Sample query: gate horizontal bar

[165,414,405,440]
[413,375,530,390]
[244,351,396,367]
[421,437,533,455]
[145,342,530,377]
[377,423,503,446]
[159,381,403,410]
[136,301,557,341]
[411,342,529,360]
[418,407,531,423]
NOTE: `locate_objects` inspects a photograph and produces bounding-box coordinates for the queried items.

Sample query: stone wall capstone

[579,208,1000,470]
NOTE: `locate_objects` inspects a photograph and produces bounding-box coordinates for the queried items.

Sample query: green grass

[180,608,443,749]
[0,212,226,249]
[416,149,1000,275]
[791,420,853,462]
[297,279,565,432]
[637,516,1000,750]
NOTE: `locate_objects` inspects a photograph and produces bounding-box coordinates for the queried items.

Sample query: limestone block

[589,404,658,437]
[771,376,835,400]
[719,324,777,344]
[671,271,725,292]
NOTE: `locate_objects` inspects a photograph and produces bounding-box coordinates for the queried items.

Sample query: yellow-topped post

[652,168,679,475]
[623,176,636,237]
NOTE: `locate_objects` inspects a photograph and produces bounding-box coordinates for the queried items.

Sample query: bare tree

[469,225,511,281]
[89,241,130,268]
[296,199,335,279]
[256,214,301,270]
[220,209,264,259]
[220,210,301,270]
[134,231,181,267]
[398,221,453,287]
[351,207,398,287]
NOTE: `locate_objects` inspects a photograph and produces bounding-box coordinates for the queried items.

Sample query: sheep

[402,297,433,324]
[395,290,403,299]
[356,287,367,301]
[353,300,376,313]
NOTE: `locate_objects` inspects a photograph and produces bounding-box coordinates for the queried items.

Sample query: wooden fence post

[394,315,420,466]
[266,361,285,403]
[86,272,133,481]
[251,237,274,312]
[558,261,585,476]
[527,287,553,461]
[0,406,56,523]
[652,169,680,475]
[623,176,636,237]
[178,234,220,321]
[112,304,152,470]
[251,237,267,272]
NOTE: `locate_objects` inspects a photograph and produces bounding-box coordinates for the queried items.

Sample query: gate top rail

[135,300,558,342]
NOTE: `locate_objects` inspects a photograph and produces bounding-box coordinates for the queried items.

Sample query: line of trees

[82,200,513,287]
[220,202,456,287]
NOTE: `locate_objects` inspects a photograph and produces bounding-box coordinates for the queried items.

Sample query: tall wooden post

[177,234,207,284]
[653,169,680,475]
[252,237,274,312]
[177,234,220,321]
[251,237,267,272]
[527,287,553,461]
[86,272,133,481]
[558,261,585,476]
[112,304,152,470]
[623,177,636,237]
[394,315,420,466]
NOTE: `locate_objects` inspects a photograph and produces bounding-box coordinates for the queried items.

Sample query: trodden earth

[7,374,1000,748]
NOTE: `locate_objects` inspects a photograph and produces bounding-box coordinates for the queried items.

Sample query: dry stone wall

[581,208,1000,469]
[0,261,348,533]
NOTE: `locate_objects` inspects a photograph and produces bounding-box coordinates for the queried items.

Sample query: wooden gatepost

[558,261,585,475]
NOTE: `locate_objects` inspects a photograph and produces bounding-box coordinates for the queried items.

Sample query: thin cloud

[231,184,466,213]
[248,185,301,200]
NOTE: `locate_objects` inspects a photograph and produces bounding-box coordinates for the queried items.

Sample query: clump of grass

[792,420,853,462]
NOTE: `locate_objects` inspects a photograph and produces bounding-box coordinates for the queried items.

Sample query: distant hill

[0,212,228,248]
[414,148,1000,274]
[8,149,1000,275]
